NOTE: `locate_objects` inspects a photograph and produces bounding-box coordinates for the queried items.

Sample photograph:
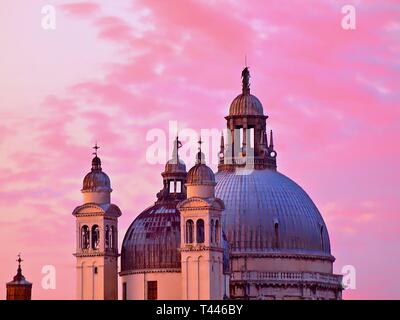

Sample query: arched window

[210,219,214,243]
[186,220,194,244]
[274,222,279,249]
[92,225,100,249]
[176,181,182,193]
[196,219,205,244]
[169,181,175,193]
[110,226,114,249]
[81,225,90,249]
[105,225,110,249]
[215,220,220,244]
[249,127,254,149]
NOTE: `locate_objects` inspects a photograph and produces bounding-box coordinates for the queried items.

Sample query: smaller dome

[164,158,186,174]
[229,93,264,116]
[82,156,111,192]
[187,162,216,185]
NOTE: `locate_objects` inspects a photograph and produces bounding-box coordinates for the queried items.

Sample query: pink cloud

[0,0,399,299]
[60,2,101,17]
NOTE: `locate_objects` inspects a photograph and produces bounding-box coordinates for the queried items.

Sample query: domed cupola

[158,137,187,203]
[164,137,186,174]
[82,156,111,192]
[186,138,216,198]
[81,144,112,204]
[187,152,216,186]
[229,67,264,116]
[219,67,277,171]
[229,94,264,116]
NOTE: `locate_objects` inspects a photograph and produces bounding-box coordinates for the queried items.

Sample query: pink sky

[0,0,399,299]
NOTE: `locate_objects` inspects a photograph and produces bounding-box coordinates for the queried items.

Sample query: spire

[16,253,22,276]
[13,253,25,281]
[219,132,225,164]
[171,136,183,164]
[91,143,102,171]
[269,130,274,150]
[220,132,225,152]
[241,67,250,94]
[260,130,268,148]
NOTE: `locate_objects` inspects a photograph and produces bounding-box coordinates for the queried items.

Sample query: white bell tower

[177,141,225,300]
[72,145,121,300]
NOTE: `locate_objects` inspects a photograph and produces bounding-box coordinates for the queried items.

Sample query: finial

[198,136,203,153]
[269,130,274,150]
[91,143,102,171]
[219,132,225,163]
[241,67,250,94]
[172,136,182,163]
[17,253,23,266]
[196,136,204,164]
[16,253,23,275]
[260,130,268,147]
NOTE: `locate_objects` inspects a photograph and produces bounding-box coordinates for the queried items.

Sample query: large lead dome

[215,170,331,256]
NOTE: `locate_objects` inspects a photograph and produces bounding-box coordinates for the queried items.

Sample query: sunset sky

[0,0,399,299]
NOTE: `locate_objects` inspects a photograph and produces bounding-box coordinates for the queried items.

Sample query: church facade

[72,68,343,300]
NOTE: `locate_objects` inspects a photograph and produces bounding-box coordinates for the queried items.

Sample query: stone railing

[231,271,342,285]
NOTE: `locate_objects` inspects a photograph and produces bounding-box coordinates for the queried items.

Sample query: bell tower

[178,139,225,300]
[72,144,121,300]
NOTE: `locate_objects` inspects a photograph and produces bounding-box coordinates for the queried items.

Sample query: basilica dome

[121,203,231,273]
[121,203,182,272]
[215,169,332,257]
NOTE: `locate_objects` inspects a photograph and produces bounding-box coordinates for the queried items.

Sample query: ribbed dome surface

[229,93,264,116]
[121,203,181,271]
[82,156,111,192]
[121,203,230,273]
[187,164,216,185]
[215,169,331,256]
[164,158,186,174]
[82,170,111,192]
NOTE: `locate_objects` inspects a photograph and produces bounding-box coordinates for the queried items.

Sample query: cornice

[119,268,181,276]
[230,251,336,262]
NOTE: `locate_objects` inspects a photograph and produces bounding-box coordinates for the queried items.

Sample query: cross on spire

[16,252,23,277]
[92,142,100,157]
[17,253,23,266]
[198,136,203,153]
